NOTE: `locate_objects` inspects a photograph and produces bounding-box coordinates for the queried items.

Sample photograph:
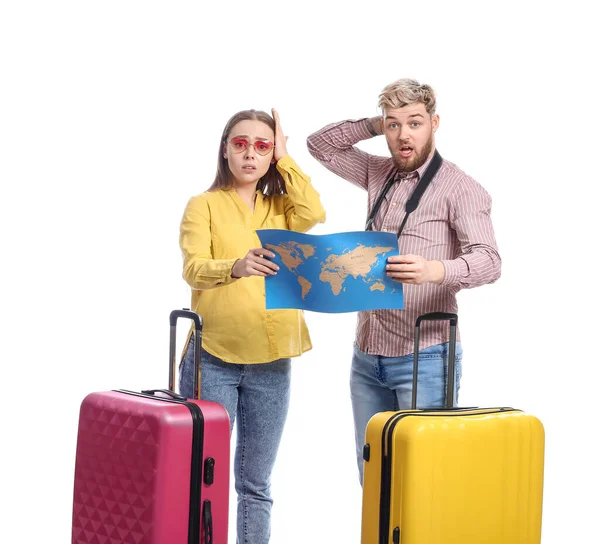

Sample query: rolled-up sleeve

[306,119,377,191]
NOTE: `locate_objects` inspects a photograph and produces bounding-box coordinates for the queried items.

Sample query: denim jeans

[350,342,462,484]
[179,333,291,544]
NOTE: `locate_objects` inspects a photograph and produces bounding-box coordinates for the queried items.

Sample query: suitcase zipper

[116,391,205,544]
[185,401,204,544]
[379,408,518,544]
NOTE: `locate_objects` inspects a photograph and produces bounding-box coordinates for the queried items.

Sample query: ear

[431,114,440,132]
[270,158,276,164]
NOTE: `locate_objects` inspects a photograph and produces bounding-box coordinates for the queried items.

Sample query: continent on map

[370,282,385,292]
[319,270,344,296]
[266,242,316,273]
[297,276,312,299]
[319,244,393,296]
[297,244,315,258]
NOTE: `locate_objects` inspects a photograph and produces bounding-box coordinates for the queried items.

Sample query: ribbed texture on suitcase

[361,410,545,544]
[72,395,163,544]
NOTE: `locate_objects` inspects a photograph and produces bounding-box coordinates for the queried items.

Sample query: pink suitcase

[72,309,230,544]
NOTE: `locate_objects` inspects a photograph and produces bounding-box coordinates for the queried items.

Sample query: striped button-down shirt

[307,118,501,356]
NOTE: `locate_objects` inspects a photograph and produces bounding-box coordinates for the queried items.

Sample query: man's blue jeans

[179,333,291,544]
[350,342,462,484]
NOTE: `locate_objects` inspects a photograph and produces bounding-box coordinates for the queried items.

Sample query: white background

[1,1,598,542]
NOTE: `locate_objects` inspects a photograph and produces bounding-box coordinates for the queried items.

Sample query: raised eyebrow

[230,134,271,141]
[385,114,425,121]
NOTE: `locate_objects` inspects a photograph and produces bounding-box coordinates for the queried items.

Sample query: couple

[178,78,501,544]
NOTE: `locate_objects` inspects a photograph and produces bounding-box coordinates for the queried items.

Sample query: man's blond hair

[378,78,437,116]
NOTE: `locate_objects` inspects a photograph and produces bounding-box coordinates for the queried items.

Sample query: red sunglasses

[228,137,275,156]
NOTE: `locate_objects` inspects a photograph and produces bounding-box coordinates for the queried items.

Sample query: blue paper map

[255,229,404,313]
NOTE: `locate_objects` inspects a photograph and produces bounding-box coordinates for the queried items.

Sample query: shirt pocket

[263,214,288,230]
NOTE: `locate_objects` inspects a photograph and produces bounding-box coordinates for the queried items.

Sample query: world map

[256,229,404,313]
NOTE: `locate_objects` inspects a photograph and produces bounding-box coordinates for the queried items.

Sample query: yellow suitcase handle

[413,312,458,409]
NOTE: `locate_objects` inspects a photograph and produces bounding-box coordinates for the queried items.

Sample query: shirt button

[371,313,377,318]
[391,202,397,206]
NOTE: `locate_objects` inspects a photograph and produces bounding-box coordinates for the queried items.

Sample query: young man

[307,78,501,483]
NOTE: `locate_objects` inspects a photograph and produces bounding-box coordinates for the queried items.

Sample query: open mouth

[241,165,256,171]
[398,146,413,158]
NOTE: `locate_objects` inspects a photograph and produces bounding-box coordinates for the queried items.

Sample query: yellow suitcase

[361,313,545,544]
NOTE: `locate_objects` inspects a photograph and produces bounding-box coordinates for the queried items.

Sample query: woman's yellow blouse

[179,155,326,364]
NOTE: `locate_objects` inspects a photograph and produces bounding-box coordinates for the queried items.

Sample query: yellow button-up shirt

[179,155,326,364]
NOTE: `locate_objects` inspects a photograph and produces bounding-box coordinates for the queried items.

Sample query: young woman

[178,109,325,543]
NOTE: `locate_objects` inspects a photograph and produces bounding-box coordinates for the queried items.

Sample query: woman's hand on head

[272,108,288,162]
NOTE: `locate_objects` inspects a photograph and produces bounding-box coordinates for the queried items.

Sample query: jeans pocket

[418,342,446,359]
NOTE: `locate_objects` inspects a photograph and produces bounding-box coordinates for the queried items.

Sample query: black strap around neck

[365,150,443,237]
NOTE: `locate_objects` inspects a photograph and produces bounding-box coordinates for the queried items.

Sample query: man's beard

[390,131,434,173]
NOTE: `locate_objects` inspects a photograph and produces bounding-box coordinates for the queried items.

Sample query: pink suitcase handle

[169,308,203,400]
[412,312,458,410]
[141,388,187,401]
